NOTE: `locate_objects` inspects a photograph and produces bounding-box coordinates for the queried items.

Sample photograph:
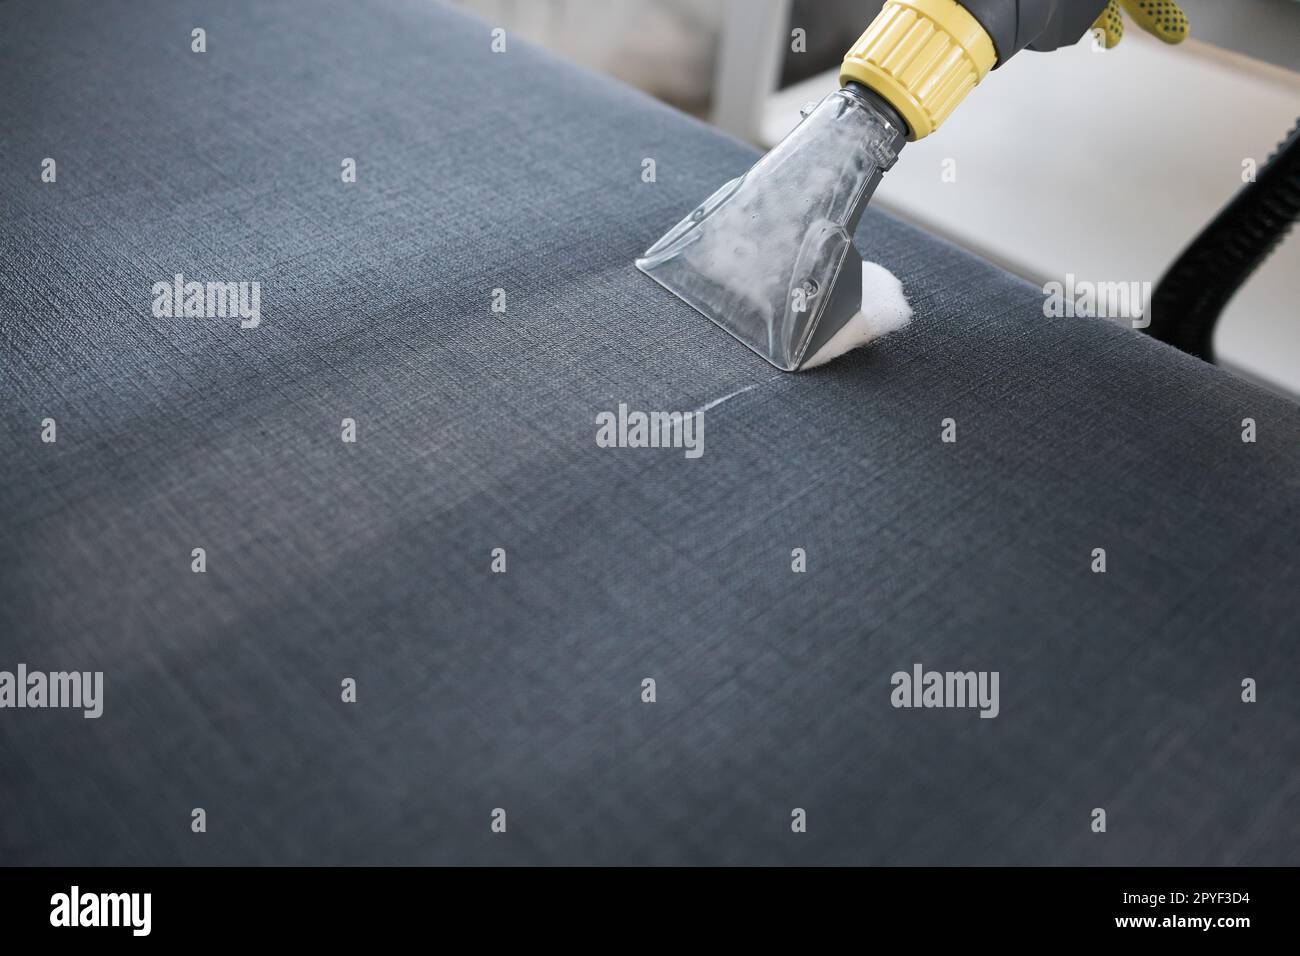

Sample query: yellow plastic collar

[840,0,997,141]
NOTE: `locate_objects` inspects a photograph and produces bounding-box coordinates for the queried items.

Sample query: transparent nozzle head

[636,86,905,371]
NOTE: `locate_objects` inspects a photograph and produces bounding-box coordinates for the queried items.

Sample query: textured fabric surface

[2,0,1299,866]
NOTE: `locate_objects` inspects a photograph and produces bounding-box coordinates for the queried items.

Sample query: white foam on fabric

[800,261,913,371]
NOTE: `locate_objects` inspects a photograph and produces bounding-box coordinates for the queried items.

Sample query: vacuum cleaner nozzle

[636,85,907,371]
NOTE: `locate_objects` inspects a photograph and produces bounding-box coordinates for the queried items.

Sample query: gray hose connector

[959,0,1110,65]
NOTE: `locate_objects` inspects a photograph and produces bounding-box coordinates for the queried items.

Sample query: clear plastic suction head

[636,86,906,371]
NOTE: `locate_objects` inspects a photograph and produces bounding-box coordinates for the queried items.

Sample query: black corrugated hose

[1145,119,1300,362]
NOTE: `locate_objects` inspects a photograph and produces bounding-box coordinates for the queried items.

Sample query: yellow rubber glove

[1092,0,1189,49]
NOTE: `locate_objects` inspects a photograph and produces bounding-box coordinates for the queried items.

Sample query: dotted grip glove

[1092,0,1189,49]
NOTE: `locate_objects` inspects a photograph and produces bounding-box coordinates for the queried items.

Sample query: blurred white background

[453,0,1300,397]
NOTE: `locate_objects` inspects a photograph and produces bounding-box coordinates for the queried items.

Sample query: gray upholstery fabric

[2,0,1298,866]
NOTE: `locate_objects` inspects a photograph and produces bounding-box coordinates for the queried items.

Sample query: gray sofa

[2,0,1297,865]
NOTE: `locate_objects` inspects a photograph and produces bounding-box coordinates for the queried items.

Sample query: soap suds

[694,376,782,414]
[800,262,912,371]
